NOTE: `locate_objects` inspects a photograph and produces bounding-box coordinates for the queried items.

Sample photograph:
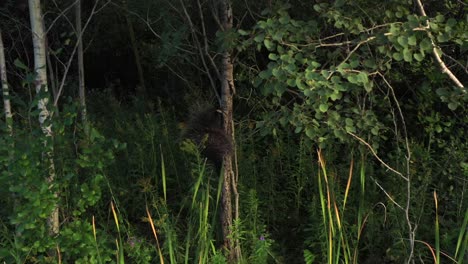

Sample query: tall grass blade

[160,145,167,203]
[146,205,164,264]
[455,207,468,262]
[110,202,125,264]
[434,191,440,264]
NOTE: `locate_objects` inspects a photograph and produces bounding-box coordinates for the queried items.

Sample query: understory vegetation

[0,0,467,263]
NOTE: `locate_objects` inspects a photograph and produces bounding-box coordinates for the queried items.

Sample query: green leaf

[305,127,315,139]
[437,33,449,42]
[448,102,458,110]
[345,125,356,133]
[364,81,373,92]
[253,77,262,87]
[420,38,432,51]
[238,29,249,36]
[319,103,329,112]
[393,52,403,61]
[272,31,284,41]
[264,39,275,50]
[397,36,408,47]
[403,48,413,62]
[268,53,278,60]
[357,72,369,84]
[446,18,456,28]
[279,16,290,24]
[254,33,265,42]
[347,74,358,84]
[349,58,359,68]
[363,59,377,69]
[285,63,297,72]
[296,78,307,90]
[330,92,342,101]
[429,22,439,30]
[414,53,424,62]
[408,35,417,46]
[258,69,272,79]
[435,14,445,23]
[14,59,29,70]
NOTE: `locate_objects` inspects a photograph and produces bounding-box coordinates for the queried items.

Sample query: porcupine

[184,107,232,170]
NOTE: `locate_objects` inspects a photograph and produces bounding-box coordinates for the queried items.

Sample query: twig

[53,0,109,106]
[179,0,221,103]
[415,0,465,90]
[370,176,405,210]
[347,131,408,181]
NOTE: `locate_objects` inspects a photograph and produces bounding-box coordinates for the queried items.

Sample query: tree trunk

[218,0,240,262]
[28,0,59,237]
[123,0,146,97]
[0,29,12,134]
[75,0,87,125]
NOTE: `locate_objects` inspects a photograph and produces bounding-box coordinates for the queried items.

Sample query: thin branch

[378,72,415,263]
[415,0,465,90]
[179,0,220,103]
[197,0,222,82]
[53,0,109,106]
[370,176,405,210]
[347,131,408,181]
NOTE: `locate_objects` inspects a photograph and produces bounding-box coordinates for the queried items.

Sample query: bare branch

[370,176,405,210]
[347,131,408,181]
[415,0,466,91]
[179,0,221,103]
[53,0,108,106]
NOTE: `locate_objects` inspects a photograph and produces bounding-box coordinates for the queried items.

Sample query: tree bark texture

[218,0,240,262]
[28,0,59,237]
[0,29,13,134]
[75,0,87,125]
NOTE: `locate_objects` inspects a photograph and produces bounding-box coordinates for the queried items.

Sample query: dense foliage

[0,0,467,263]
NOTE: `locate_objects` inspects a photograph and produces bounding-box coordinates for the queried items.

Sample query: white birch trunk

[0,29,12,134]
[28,0,59,236]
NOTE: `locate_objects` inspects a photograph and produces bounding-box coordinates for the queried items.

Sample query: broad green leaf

[357,72,369,84]
[285,63,297,73]
[347,74,358,84]
[272,31,284,41]
[408,35,417,46]
[414,53,424,62]
[238,29,249,36]
[420,38,432,51]
[393,52,403,61]
[436,14,445,23]
[14,59,29,70]
[364,81,373,92]
[254,33,265,42]
[296,78,307,90]
[349,58,359,68]
[330,92,342,101]
[258,69,272,79]
[437,33,449,42]
[264,39,275,50]
[319,103,329,112]
[397,36,408,47]
[279,16,290,24]
[268,53,278,60]
[403,48,412,62]
[448,102,458,110]
[446,18,457,28]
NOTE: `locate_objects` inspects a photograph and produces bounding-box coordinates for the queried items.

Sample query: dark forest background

[0,0,467,263]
